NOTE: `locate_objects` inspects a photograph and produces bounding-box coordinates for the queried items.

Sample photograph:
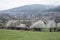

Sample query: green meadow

[0,29,60,40]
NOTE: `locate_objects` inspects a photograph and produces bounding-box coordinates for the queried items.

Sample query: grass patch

[0,29,60,40]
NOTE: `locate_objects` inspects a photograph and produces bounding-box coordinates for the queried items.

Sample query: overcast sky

[0,0,60,10]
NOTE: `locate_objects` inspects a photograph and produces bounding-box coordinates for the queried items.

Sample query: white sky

[0,0,60,10]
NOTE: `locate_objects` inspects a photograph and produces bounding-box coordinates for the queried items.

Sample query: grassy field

[0,29,60,40]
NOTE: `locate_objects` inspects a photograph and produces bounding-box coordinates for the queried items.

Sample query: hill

[0,4,54,14]
[0,4,55,20]
[0,4,60,24]
[45,6,60,12]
